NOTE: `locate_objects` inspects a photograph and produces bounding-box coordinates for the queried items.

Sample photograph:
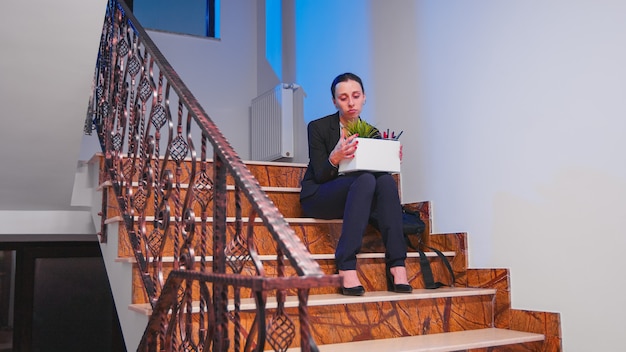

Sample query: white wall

[145,0,258,160]
[1,0,106,237]
[293,1,626,351]
[1,0,107,212]
[295,1,373,124]
[412,2,626,351]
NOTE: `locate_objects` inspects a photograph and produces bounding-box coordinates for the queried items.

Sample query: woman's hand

[329,130,359,166]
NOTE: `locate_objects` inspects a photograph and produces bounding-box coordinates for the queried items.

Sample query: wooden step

[117,251,456,265]
[130,288,535,350]
[124,250,457,304]
[103,183,304,218]
[280,328,544,352]
[105,215,435,259]
[105,216,343,258]
[103,159,307,188]
[129,287,495,315]
[104,216,458,304]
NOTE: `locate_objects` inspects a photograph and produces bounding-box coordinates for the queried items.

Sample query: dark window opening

[132,0,220,38]
[0,242,125,352]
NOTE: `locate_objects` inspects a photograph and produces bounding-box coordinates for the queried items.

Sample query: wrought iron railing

[85,1,341,350]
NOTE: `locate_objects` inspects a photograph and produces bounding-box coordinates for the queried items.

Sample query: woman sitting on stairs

[299,72,412,296]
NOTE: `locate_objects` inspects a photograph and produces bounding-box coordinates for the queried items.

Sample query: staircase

[86,2,561,349]
[88,156,561,351]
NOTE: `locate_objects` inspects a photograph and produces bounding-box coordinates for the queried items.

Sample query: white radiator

[251,83,302,161]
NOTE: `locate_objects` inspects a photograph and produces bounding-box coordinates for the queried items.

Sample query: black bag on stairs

[369,205,455,289]
[400,206,455,289]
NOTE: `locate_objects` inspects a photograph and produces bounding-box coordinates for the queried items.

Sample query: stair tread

[279,328,544,352]
[115,250,455,263]
[101,180,303,192]
[128,287,495,315]
[105,215,342,224]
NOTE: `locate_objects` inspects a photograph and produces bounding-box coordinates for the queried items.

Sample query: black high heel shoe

[341,285,365,296]
[337,270,366,296]
[386,266,413,293]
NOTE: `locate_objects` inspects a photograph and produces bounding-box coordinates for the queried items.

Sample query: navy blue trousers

[300,172,407,271]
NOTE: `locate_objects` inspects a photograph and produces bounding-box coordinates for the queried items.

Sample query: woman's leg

[300,172,376,271]
[300,176,354,219]
[335,172,376,271]
[372,173,407,269]
[372,173,410,286]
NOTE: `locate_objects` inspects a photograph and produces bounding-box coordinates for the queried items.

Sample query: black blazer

[300,112,342,200]
[300,113,382,200]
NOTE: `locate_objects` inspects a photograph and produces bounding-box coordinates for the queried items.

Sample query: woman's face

[333,79,365,121]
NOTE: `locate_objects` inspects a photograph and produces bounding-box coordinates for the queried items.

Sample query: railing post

[212,153,229,351]
[298,288,317,352]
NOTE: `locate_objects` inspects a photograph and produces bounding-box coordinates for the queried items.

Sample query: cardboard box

[338,138,401,174]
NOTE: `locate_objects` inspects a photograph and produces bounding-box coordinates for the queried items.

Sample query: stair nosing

[92,154,308,167]
[105,215,342,225]
[277,328,545,352]
[115,251,456,263]
[128,287,495,316]
[100,180,302,193]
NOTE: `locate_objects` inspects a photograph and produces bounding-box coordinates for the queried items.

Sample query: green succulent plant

[343,119,380,139]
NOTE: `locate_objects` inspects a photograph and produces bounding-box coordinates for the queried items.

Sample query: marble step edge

[278,328,545,352]
[128,287,494,316]
[89,153,308,168]
[114,250,456,264]
[99,180,301,193]
[104,215,341,225]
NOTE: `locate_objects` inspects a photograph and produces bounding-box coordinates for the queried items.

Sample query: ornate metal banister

[86,1,341,350]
